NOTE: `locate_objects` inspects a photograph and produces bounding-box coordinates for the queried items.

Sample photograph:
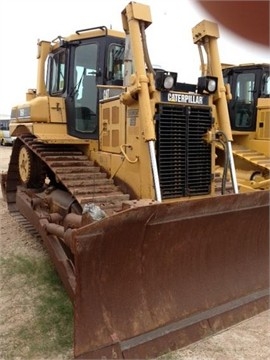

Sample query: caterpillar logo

[162,92,208,105]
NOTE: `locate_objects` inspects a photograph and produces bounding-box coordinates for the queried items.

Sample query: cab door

[228,70,257,131]
[66,42,99,139]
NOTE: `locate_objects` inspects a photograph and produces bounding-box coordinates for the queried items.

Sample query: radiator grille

[156,104,212,199]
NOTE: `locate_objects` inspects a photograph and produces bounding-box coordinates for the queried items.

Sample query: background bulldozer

[221,63,270,191]
[1,2,269,359]
[192,34,270,192]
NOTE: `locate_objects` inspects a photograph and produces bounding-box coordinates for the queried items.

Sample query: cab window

[235,73,255,103]
[233,72,255,129]
[106,44,124,85]
[73,43,98,133]
[47,51,66,94]
[261,73,270,97]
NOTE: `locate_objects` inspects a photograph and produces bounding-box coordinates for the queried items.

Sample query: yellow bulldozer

[193,36,270,193]
[1,2,269,359]
[221,63,270,191]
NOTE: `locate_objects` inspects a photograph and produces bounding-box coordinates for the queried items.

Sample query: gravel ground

[0,145,269,360]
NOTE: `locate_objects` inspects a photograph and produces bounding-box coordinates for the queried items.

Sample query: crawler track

[6,134,130,215]
[11,210,41,239]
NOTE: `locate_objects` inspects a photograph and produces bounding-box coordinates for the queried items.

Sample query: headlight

[207,79,217,92]
[155,71,177,91]
[164,75,175,89]
[197,76,218,94]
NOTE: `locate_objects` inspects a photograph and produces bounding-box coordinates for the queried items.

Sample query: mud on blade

[73,191,269,359]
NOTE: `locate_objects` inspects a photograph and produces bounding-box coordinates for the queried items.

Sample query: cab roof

[51,26,125,50]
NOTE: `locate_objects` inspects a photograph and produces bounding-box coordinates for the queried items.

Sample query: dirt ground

[0,145,269,360]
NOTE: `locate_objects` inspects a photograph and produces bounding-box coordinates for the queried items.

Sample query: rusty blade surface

[73,190,269,359]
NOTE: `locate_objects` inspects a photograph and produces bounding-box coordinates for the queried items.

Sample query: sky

[0,0,269,117]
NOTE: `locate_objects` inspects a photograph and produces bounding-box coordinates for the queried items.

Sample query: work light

[155,70,177,91]
[197,76,218,94]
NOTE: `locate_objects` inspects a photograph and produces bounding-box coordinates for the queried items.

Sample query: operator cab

[45,26,125,139]
[223,64,270,131]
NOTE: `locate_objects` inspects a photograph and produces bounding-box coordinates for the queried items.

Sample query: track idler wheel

[18,145,46,188]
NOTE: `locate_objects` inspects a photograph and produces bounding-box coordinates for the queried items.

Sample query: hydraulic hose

[216,131,229,194]
[149,140,162,202]
[216,131,238,194]
[227,142,239,194]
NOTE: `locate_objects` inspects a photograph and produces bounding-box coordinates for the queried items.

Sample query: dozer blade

[73,190,269,359]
